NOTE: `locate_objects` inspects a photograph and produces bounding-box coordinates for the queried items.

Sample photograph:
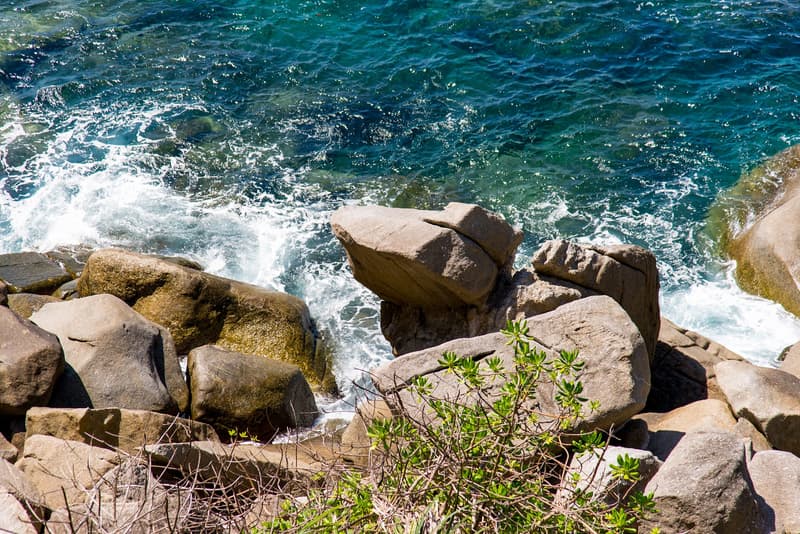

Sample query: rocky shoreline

[2,202,800,531]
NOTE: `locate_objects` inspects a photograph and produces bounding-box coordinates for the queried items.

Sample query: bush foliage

[257,320,658,533]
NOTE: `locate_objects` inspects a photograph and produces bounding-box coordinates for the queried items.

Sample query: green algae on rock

[709,144,800,317]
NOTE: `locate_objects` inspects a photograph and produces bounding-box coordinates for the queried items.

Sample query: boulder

[749,450,800,533]
[0,431,18,462]
[532,240,660,360]
[30,294,187,413]
[45,245,93,278]
[779,340,800,379]
[25,407,219,454]
[713,144,800,317]
[733,417,772,453]
[51,279,79,300]
[76,248,330,390]
[630,399,738,460]
[715,360,800,456]
[16,434,119,510]
[372,296,650,433]
[187,345,318,440]
[559,446,661,506]
[640,431,764,534]
[0,306,64,415]
[0,251,72,294]
[0,280,7,306]
[0,458,47,531]
[7,293,60,319]
[143,440,326,494]
[331,204,519,308]
[340,398,393,466]
[647,317,744,412]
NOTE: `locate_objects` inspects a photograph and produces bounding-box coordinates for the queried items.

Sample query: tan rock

[16,435,119,510]
[532,239,660,359]
[0,432,18,462]
[716,360,800,456]
[77,248,330,390]
[331,204,503,308]
[0,492,39,533]
[340,398,393,466]
[733,417,772,453]
[25,407,219,454]
[779,340,800,379]
[0,306,64,415]
[188,345,318,441]
[373,296,650,434]
[749,450,800,533]
[632,399,737,460]
[0,458,47,531]
[31,295,186,413]
[0,280,7,306]
[7,293,60,319]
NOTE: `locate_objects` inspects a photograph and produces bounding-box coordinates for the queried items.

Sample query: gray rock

[188,345,318,440]
[716,360,800,456]
[749,450,800,533]
[45,245,93,278]
[641,431,764,534]
[30,294,184,414]
[77,248,331,391]
[16,434,120,510]
[560,446,661,506]
[779,340,800,379]
[25,407,219,454]
[51,279,79,300]
[631,399,737,460]
[532,239,660,359]
[331,204,505,308]
[0,251,72,294]
[647,317,744,412]
[0,306,64,415]
[373,295,650,433]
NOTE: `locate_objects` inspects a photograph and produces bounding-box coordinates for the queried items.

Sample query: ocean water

[3,0,800,413]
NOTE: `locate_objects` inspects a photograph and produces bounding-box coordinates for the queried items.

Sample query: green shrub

[257,320,657,533]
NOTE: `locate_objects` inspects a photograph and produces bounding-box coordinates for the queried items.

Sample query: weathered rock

[749,450,800,533]
[560,446,661,506]
[631,399,737,460]
[733,417,772,453]
[340,398,393,466]
[0,458,47,531]
[716,360,800,456]
[30,294,186,413]
[0,431,18,462]
[16,434,119,510]
[76,248,330,390]
[647,317,744,412]
[640,431,764,534]
[25,407,219,454]
[143,440,326,494]
[7,293,60,319]
[188,345,318,440]
[51,279,79,300]
[779,340,800,379]
[0,280,7,306]
[0,251,72,294]
[331,204,510,308]
[0,306,64,415]
[45,245,93,278]
[373,296,650,433]
[713,144,800,317]
[532,239,660,359]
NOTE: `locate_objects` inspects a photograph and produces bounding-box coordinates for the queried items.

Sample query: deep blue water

[3,0,800,409]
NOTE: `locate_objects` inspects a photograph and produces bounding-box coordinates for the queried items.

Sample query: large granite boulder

[25,407,219,454]
[716,360,800,456]
[77,248,331,390]
[30,294,187,413]
[647,317,744,412]
[0,251,72,294]
[532,239,660,359]
[712,144,800,316]
[16,434,120,510]
[749,450,800,533]
[640,431,764,534]
[331,203,521,309]
[0,306,64,415]
[187,345,318,440]
[372,295,650,433]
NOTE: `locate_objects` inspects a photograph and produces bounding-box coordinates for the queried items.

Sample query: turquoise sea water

[3,0,800,411]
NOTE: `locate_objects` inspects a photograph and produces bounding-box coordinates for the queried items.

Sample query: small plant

[258,319,657,533]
